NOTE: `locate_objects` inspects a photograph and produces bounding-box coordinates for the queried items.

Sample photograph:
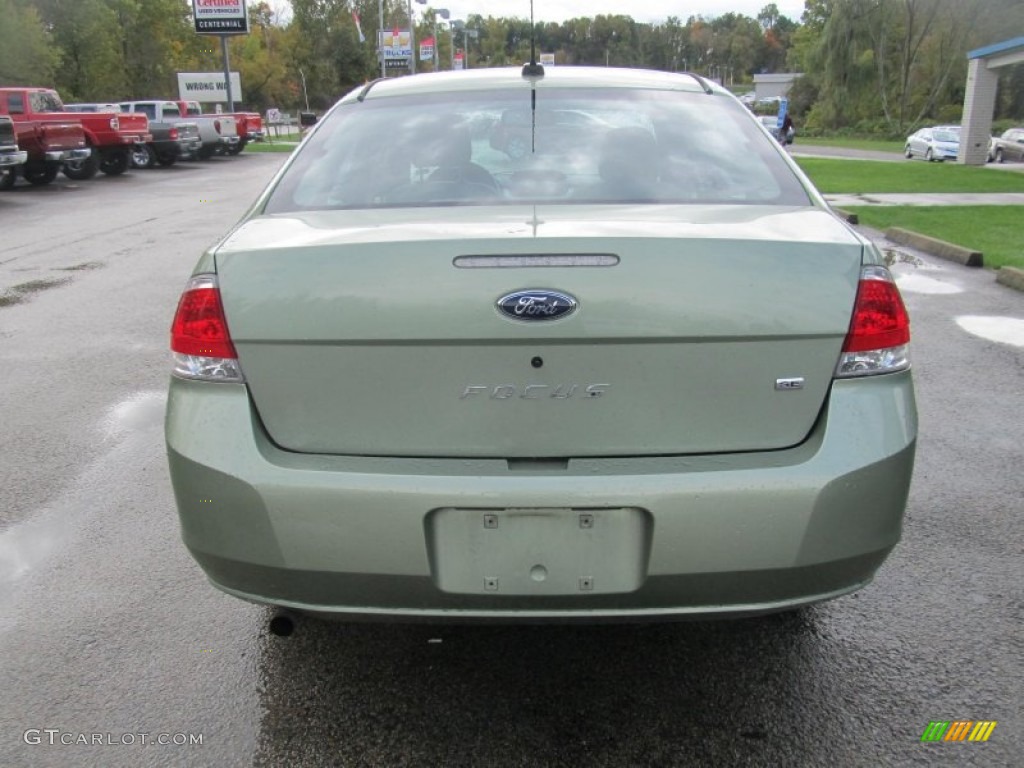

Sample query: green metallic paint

[214,207,865,458]
[166,371,916,617]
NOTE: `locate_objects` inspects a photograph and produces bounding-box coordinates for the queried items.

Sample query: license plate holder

[427,507,650,595]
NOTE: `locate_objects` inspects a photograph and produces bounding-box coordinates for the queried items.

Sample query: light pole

[450,19,463,70]
[299,68,309,111]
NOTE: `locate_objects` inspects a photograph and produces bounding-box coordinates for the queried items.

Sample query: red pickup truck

[0,92,90,188]
[0,87,150,181]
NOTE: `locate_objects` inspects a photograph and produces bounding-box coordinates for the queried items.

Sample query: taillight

[169,127,178,140]
[109,116,119,130]
[835,265,911,378]
[213,119,221,134]
[170,275,243,382]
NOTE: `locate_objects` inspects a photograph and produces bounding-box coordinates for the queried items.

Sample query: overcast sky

[406,1,807,24]
[271,2,808,26]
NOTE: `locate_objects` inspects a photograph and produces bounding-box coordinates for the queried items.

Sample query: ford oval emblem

[497,290,578,322]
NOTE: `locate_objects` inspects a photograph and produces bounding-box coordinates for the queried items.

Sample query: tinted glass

[264,88,811,213]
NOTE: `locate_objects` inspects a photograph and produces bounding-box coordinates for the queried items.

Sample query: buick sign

[497,290,578,322]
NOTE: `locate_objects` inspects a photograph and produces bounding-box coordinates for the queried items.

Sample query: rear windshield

[264,87,811,213]
[30,91,64,113]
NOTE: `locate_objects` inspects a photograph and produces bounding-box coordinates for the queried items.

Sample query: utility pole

[378,0,385,78]
[220,35,234,111]
[408,0,416,74]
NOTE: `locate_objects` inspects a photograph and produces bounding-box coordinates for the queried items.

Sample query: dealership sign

[378,28,412,58]
[192,0,248,35]
[177,72,243,103]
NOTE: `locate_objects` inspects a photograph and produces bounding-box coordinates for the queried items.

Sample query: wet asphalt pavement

[0,153,1021,768]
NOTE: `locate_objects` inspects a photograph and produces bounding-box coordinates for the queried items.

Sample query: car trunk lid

[216,205,863,458]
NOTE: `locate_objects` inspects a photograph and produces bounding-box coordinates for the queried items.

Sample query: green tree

[0,0,61,86]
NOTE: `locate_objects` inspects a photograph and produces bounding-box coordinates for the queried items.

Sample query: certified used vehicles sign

[192,0,249,35]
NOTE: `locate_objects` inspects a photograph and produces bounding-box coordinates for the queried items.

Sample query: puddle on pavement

[895,273,964,295]
[103,390,167,439]
[0,390,168,589]
[53,261,104,272]
[882,248,923,268]
[955,316,1024,348]
[0,277,72,308]
[0,513,68,584]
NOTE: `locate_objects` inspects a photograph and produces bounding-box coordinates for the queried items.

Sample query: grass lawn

[845,206,1024,270]
[244,140,298,153]
[796,158,1024,193]
[798,136,906,154]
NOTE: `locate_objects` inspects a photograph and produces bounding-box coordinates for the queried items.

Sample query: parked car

[68,102,194,168]
[0,115,28,189]
[904,125,959,162]
[0,90,90,188]
[166,66,916,625]
[988,127,1024,164]
[758,115,794,144]
[176,100,261,155]
[120,100,238,160]
[0,88,150,180]
[88,101,202,168]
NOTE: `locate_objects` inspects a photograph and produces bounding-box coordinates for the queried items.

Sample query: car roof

[341,66,723,105]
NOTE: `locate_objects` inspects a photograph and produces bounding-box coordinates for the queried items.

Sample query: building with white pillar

[959,37,1024,166]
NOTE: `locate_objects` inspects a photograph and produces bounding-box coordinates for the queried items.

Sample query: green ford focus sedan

[166,66,916,622]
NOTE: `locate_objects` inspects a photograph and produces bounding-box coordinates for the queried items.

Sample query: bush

[992,118,1021,136]
[936,104,963,123]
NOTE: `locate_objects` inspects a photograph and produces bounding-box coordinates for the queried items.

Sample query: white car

[904,126,959,162]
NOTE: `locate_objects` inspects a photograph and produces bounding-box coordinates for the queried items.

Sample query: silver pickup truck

[119,100,238,160]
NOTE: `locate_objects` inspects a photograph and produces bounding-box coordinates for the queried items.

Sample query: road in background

[0,157,1021,767]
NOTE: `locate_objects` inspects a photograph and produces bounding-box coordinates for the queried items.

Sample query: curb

[884,227,983,268]
[996,266,1024,292]
[832,207,859,225]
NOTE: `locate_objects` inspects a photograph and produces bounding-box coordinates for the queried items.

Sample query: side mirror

[299,111,317,128]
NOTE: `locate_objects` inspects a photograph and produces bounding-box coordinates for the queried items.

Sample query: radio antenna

[522,0,544,76]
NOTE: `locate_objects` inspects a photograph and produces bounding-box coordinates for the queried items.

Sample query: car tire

[197,145,216,160]
[904,145,913,159]
[62,149,98,180]
[925,148,934,162]
[131,145,156,169]
[995,148,1004,164]
[24,161,59,185]
[0,168,15,190]
[156,150,178,167]
[226,140,245,156]
[99,149,130,176]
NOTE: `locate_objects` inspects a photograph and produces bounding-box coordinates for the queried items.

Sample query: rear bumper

[46,147,91,162]
[0,150,27,168]
[218,136,240,147]
[166,372,917,620]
